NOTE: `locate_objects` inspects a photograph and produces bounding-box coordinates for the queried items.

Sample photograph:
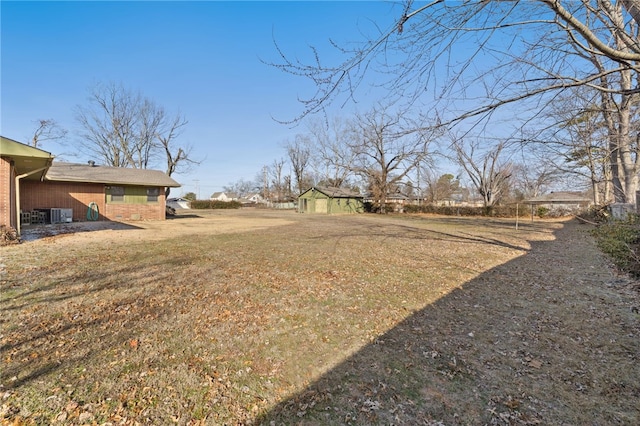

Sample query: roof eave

[45,176,181,187]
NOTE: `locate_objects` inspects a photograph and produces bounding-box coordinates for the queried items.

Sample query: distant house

[244,192,264,204]
[1,135,181,236]
[210,191,238,201]
[436,191,484,208]
[364,189,412,212]
[298,186,364,214]
[523,191,591,217]
[384,190,411,212]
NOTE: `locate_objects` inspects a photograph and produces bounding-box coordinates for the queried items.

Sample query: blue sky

[1,1,401,196]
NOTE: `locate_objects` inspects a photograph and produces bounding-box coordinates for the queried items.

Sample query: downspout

[15,164,51,237]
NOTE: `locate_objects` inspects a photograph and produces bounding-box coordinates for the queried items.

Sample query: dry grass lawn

[1,209,639,425]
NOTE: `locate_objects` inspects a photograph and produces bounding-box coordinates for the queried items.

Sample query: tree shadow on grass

[166,213,203,219]
[317,216,540,253]
[0,253,183,391]
[256,221,640,425]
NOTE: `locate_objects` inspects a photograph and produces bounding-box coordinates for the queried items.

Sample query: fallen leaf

[528,359,543,369]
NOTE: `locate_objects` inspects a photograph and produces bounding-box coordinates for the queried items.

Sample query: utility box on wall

[610,203,635,220]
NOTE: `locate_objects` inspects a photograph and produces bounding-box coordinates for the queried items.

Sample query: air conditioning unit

[61,208,73,223]
[50,208,73,223]
[50,208,62,223]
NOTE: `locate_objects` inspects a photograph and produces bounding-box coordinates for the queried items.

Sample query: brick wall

[20,181,166,222]
[105,202,164,221]
[0,157,16,229]
[21,181,105,222]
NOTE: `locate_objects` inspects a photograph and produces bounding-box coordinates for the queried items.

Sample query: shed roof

[523,191,591,204]
[45,162,181,187]
[302,186,363,198]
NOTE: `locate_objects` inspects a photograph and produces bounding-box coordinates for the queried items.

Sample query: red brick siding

[0,157,16,229]
[21,181,105,222]
[105,202,164,221]
[21,181,166,222]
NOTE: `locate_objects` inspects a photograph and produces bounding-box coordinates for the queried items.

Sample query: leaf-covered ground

[1,210,638,425]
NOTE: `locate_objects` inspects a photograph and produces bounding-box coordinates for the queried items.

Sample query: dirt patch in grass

[1,210,639,425]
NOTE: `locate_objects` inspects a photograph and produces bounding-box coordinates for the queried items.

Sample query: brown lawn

[1,209,638,425]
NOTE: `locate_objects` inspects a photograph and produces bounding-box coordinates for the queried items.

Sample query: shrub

[0,225,20,246]
[211,200,242,209]
[537,206,550,218]
[403,204,422,214]
[591,215,640,276]
[363,202,397,213]
[190,200,242,209]
[399,204,530,217]
[581,204,610,222]
[376,202,582,218]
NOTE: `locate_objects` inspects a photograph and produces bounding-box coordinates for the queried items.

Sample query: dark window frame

[147,187,160,203]
[110,186,125,202]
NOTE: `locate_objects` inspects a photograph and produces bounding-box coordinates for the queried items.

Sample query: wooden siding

[106,186,161,205]
[298,189,363,214]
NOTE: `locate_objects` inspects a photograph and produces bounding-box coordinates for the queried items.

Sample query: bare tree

[531,89,614,205]
[306,116,357,188]
[31,119,67,148]
[156,112,198,197]
[76,82,196,178]
[595,63,640,204]
[425,173,459,205]
[268,158,287,202]
[510,161,562,200]
[76,82,142,167]
[224,178,260,198]
[452,137,512,210]
[286,134,312,195]
[273,0,640,203]
[348,105,431,213]
[419,167,440,204]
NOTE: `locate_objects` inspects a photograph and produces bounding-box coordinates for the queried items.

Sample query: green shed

[298,186,364,214]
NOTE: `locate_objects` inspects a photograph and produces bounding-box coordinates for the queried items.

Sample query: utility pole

[416,158,421,206]
[194,179,200,200]
[263,166,268,202]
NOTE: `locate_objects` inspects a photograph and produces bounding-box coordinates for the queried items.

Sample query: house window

[147,187,160,202]
[111,186,124,202]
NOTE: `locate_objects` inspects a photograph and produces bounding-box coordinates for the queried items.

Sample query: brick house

[210,191,238,201]
[1,136,180,236]
[1,136,56,234]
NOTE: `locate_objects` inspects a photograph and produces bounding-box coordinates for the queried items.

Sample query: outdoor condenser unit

[50,208,73,224]
[61,208,73,223]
